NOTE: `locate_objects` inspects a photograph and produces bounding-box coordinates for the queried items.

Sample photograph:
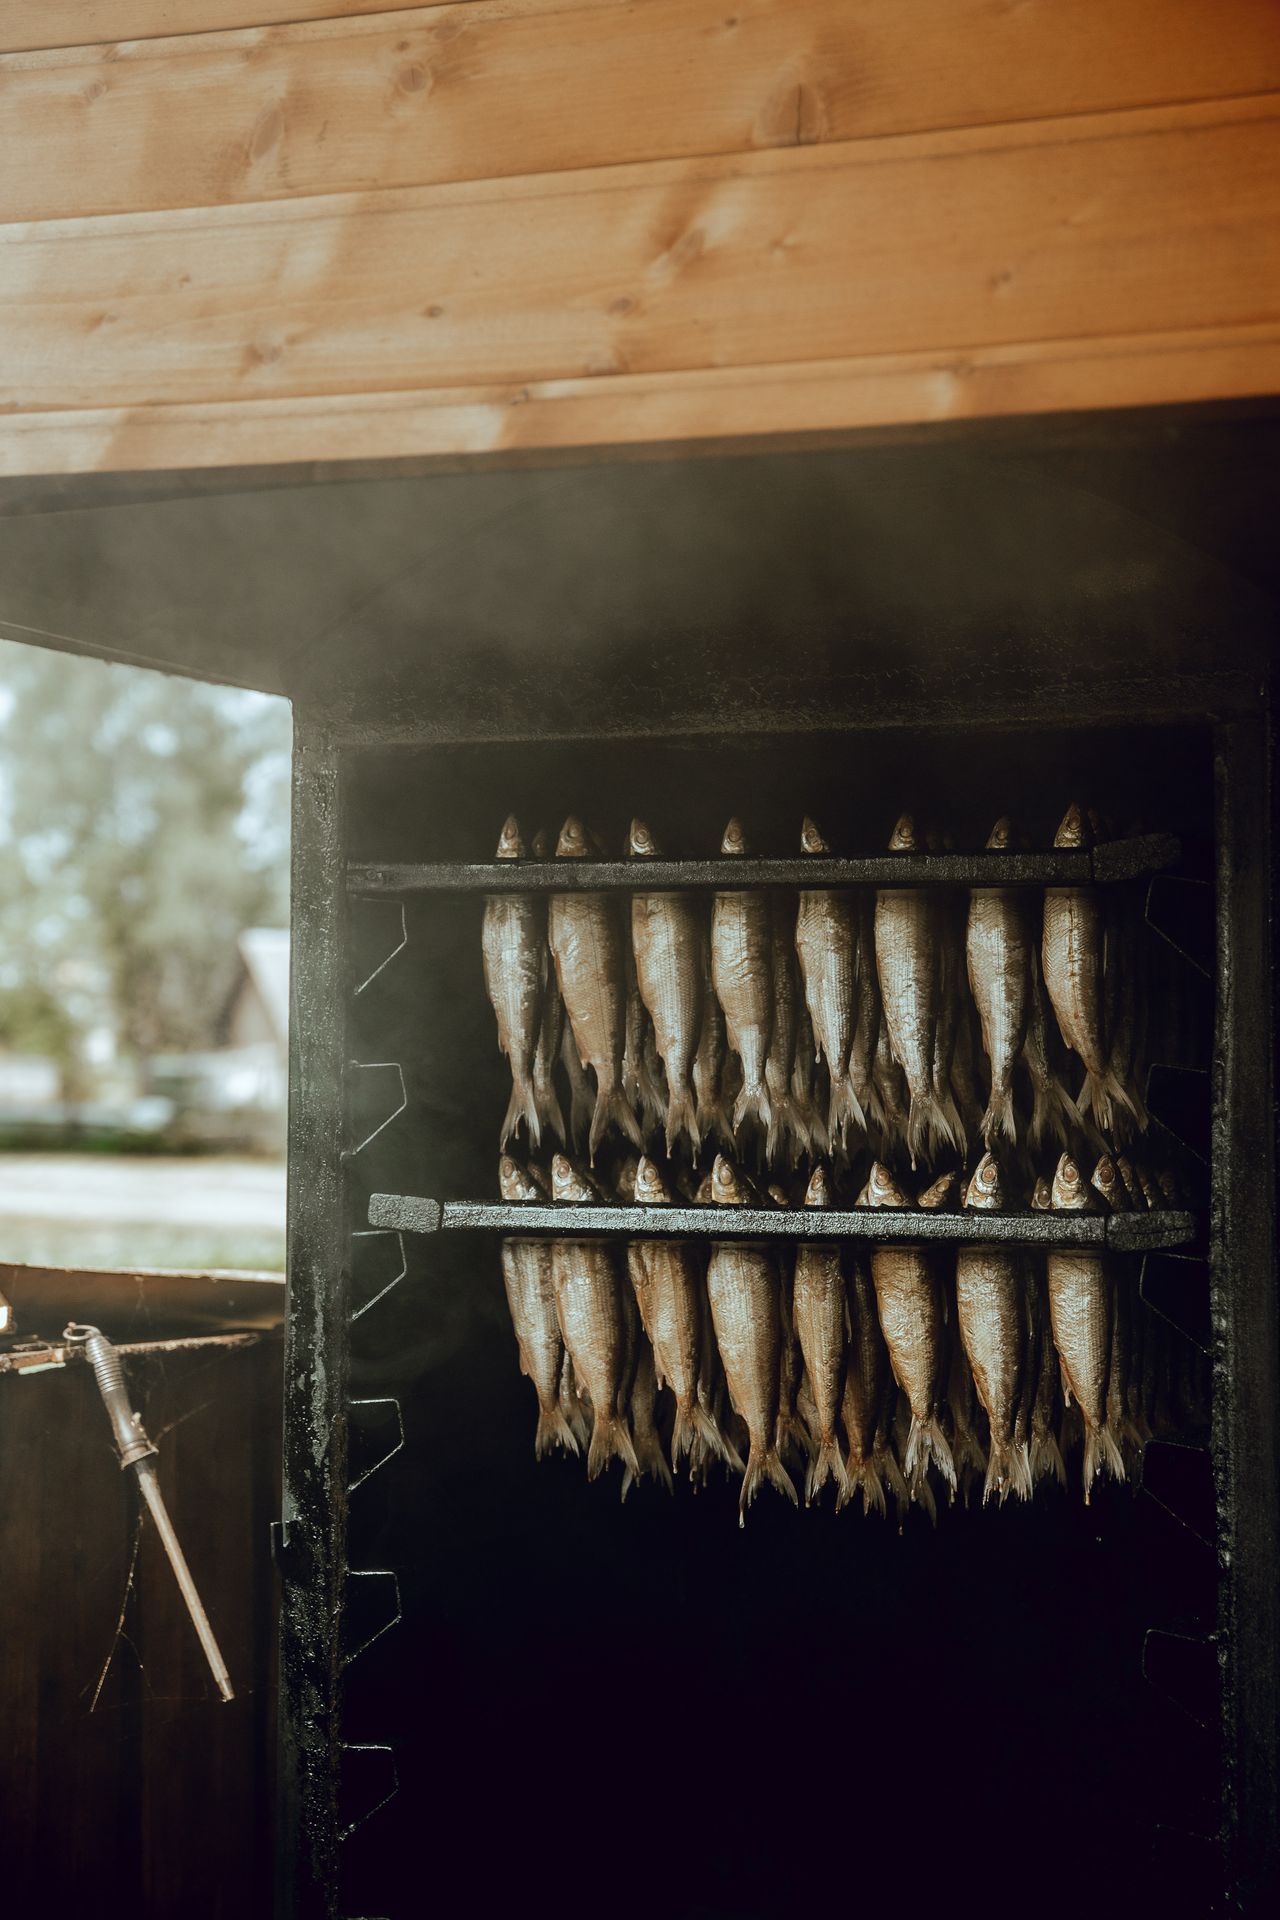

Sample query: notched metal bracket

[345,1060,408,1160]
[1142,1627,1221,1732]
[337,1742,399,1841]
[347,1397,405,1494]
[342,1569,403,1669]
[350,1229,408,1324]
[352,900,408,999]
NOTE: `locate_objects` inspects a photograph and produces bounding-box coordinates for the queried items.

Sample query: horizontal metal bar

[367,1194,1195,1252]
[348,833,1179,897]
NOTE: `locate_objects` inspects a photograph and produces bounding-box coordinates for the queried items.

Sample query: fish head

[803,1162,834,1208]
[495,814,526,860]
[1053,802,1092,850]
[963,1153,1004,1212]
[800,816,830,855]
[985,816,1014,851]
[767,1182,791,1209]
[555,816,593,859]
[694,1170,715,1204]
[530,826,551,860]
[887,813,918,852]
[711,1154,752,1205]
[720,817,749,856]
[1030,1176,1052,1212]
[1090,1155,1124,1210]
[498,1153,541,1202]
[920,1169,959,1211]
[612,1154,640,1202]
[1050,1152,1093,1212]
[634,1155,673,1205]
[627,817,661,858]
[861,1160,912,1208]
[551,1154,595,1203]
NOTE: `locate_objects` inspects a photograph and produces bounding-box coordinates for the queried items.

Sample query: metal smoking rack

[351,826,1194,1252]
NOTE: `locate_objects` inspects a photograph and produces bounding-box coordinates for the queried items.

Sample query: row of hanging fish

[499,1145,1199,1525]
[481,804,1152,1180]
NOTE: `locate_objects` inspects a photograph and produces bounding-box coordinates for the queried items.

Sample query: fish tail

[766,1093,811,1170]
[906,1089,964,1170]
[1081,1421,1126,1504]
[983,1436,1033,1505]
[738,1442,799,1526]
[777,1408,813,1470]
[675,1399,730,1474]
[534,1401,580,1461]
[732,1078,773,1143]
[904,1413,957,1493]
[908,1462,939,1527]
[1031,1430,1068,1489]
[827,1072,868,1152]
[664,1081,701,1160]
[980,1081,1018,1149]
[840,1458,887,1518]
[588,1079,645,1162]
[1027,1069,1084,1155]
[587,1410,640,1483]
[534,1078,566,1150]
[805,1436,851,1506]
[500,1072,541,1151]
[636,1432,674,1495]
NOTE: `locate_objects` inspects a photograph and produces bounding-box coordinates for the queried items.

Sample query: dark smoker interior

[339,722,1215,1920]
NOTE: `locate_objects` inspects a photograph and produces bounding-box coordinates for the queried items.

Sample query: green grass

[0,1216,284,1273]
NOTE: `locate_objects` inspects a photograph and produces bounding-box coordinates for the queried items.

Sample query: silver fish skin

[528,827,566,1148]
[625,1334,673,1497]
[857,1161,956,1491]
[838,1247,901,1516]
[1026,1268,1067,1487]
[795,817,864,1152]
[499,1153,578,1458]
[874,814,965,1167]
[793,1163,850,1502]
[850,893,883,1145]
[711,819,775,1142]
[966,816,1034,1147]
[692,957,735,1152]
[765,893,812,1168]
[1046,1152,1125,1501]
[548,816,644,1162]
[957,1154,1032,1501]
[628,818,705,1156]
[550,1153,640,1480]
[1022,939,1083,1155]
[1042,804,1141,1136]
[707,1155,798,1523]
[630,1156,735,1474]
[871,1017,909,1163]
[482,815,545,1149]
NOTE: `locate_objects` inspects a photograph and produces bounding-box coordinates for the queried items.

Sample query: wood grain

[3,96,1277,419]
[4,0,1280,221]
[0,1,424,55]
[5,323,1278,477]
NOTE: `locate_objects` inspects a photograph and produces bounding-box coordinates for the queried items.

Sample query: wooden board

[0,1,421,55]
[3,96,1277,417]
[5,0,1280,221]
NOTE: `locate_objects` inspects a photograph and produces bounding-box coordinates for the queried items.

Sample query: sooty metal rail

[368,1195,1196,1252]
[348,831,1180,897]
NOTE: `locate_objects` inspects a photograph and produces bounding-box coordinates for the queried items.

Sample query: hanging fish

[793,1163,850,1503]
[795,817,865,1152]
[837,1233,905,1518]
[1046,1152,1125,1501]
[711,819,774,1145]
[966,816,1035,1147]
[1042,804,1146,1135]
[765,890,812,1167]
[875,814,966,1167]
[706,1155,798,1522]
[482,815,546,1149]
[499,1154,578,1459]
[871,1018,910,1164]
[550,1155,640,1480]
[1022,939,1085,1156]
[957,1154,1032,1501]
[548,817,645,1162]
[629,1155,738,1475]
[693,954,735,1154]
[856,1161,956,1492]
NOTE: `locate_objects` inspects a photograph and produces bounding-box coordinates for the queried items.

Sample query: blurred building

[147,929,289,1153]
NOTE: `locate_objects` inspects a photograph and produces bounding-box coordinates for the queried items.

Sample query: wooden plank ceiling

[1,0,1278,474]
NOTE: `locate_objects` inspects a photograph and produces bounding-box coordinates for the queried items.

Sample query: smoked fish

[550,1154,640,1480]
[957,1154,1032,1501]
[548,817,644,1161]
[707,1155,798,1522]
[966,817,1033,1147]
[793,1163,850,1502]
[795,818,864,1151]
[1047,1152,1125,1501]
[1043,804,1142,1135]
[499,1153,578,1458]
[482,815,545,1149]
[628,818,706,1157]
[875,814,966,1166]
[711,819,775,1143]
[857,1160,956,1491]
[629,1155,735,1473]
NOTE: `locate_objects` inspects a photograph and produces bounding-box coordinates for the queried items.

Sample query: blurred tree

[0,640,290,1063]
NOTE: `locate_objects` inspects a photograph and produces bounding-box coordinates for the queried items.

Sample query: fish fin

[1026,1068,1084,1156]
[982,1438,1033,1505]
[765,1093,811,1170]
[534,1080,567,1150]
[839,1458,886,1518]
[588,1081,645,1163]
[500,1073,541,1151]
[732,1079,773,1145]
[674,1399,726,1473]
[738,1443,798,1526]
[904,1413,956,1492]
[1080,1065,1147,1140]
[907,1463,939,1527]
[587,1410,640,1483]
[805,1436,850,1506]
[664,1082,701,1160]
[906,1088,965,1169]
[827,1073,868,1153]
[777,1408,813,1471]
[980,1082,1018,1149]
[637,1435,674,1494]
[1031,1430,1068,1488]
[1081,1421,1126,1504]
[535,1402,580,1461]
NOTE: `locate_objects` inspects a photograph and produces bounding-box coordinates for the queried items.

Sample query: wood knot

[397,61,431,94]
[608,294,636,317]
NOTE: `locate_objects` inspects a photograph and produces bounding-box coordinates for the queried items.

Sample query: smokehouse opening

[338,720,1214,1919]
